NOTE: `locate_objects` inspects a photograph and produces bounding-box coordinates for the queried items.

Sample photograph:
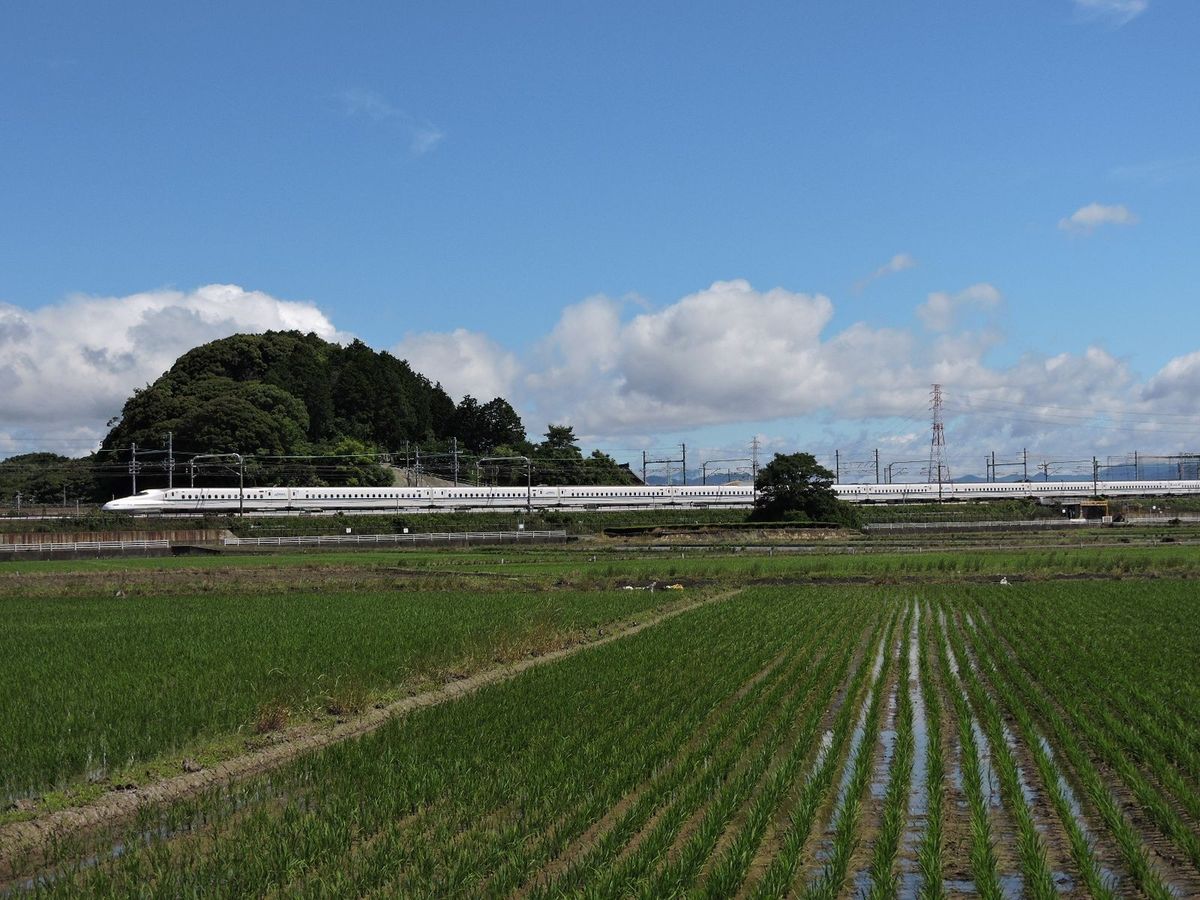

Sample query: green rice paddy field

[1,544,1198,897]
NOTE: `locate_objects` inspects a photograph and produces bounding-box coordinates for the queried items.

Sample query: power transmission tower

[927,384,949,500]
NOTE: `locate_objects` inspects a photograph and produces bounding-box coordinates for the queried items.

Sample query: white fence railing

[1,539,171,553]
[224,530,569,547]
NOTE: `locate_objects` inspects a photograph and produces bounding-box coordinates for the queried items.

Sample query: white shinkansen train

[102,479,1200,514]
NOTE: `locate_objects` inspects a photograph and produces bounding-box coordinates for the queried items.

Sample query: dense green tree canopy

[0,454,94,506]
[753,452,855,524]
[95,331,484,492]
[6,331,637,499]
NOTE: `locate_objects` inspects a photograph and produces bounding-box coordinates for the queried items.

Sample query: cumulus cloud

[7,278,1198,477]
[854,252,917,293]
[1058,202,1139,234]
[1142,350,1200,410]
[523,280,843,433]
[1071,0,1148,26]
[916,283,1002,332]
[384,278,1174,468]
[0,285,343,450]
[392,328,521,402]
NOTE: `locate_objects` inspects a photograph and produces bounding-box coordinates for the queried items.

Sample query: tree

[752,452,855,524]
[0,453,96,505]
[479,398,526,451]
[533,424,583,485]
[581,450,638,485]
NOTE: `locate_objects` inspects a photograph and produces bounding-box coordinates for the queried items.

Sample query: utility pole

[452,437,459,486]
[751,436,761,499]
[834,449,840,484]
[130,443,138,494]
[1134,450,1139,480]
[15,492,21,514]
[644,448,685,486]
[1023,447,1028,482]
[1092,456,1099,496]
[681,444,687,486]
[701,458,752,486]
[874,449,880,484]
[165,431,175,489]
[989,450,996,483]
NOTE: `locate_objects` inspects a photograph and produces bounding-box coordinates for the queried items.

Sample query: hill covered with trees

[17,330,636,501]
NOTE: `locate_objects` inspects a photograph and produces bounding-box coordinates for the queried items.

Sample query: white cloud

[524,280,843,433]
[1142,350,1200,411]
[392,328,520,403]
[916,283,1002,332]
[0,285,344,452]
[410,126,445,156]
[333,88,444,157]
[336,88,402,122]
[1071,0,1148,26]
[854,252,917,292]
[1058,202,1139,234]
[6,278,1198,477]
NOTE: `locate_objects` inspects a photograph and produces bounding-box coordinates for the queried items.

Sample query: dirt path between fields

[0,588,743,881]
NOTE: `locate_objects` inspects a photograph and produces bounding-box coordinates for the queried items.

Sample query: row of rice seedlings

[1009,585,1200,825]
[745,610,896,900]
[800,609,901,900]
[985,593,1200,876]
[581,612,856,898]
[1108,686,1200,794]
[0,587,674,801]
[863,600,916,899]
[484,593,871,898]
[367,594,823,898]
[695,605,889,898]
[35,602,720,897]
[914,598,946,899]
[962,599,1176,900]
[637,615,866,898]
[1091,703,1200,824]
[38,588,817,894]
[314,627,752,900]
[983,590,1200,826]
[995,583,1200,766]
[942,610,1056,898]
[524,597,866,899]
[932,605,1002,899]
[956,604,1119,900]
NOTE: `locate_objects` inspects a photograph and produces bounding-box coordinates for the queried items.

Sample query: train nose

[103,499,126,511]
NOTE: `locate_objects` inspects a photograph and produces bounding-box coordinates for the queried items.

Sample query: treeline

[3,331,635,504]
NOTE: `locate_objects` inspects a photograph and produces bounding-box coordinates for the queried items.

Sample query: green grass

[6,539,1200,585]
[8,553,1200,896]
[0,587,672,803]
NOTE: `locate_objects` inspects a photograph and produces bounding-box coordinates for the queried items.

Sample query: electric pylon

[927,384,949,499]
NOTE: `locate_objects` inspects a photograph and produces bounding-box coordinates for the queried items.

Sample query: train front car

[102,490,169,513]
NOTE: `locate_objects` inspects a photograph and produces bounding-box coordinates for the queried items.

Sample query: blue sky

[2,1,1198,476]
